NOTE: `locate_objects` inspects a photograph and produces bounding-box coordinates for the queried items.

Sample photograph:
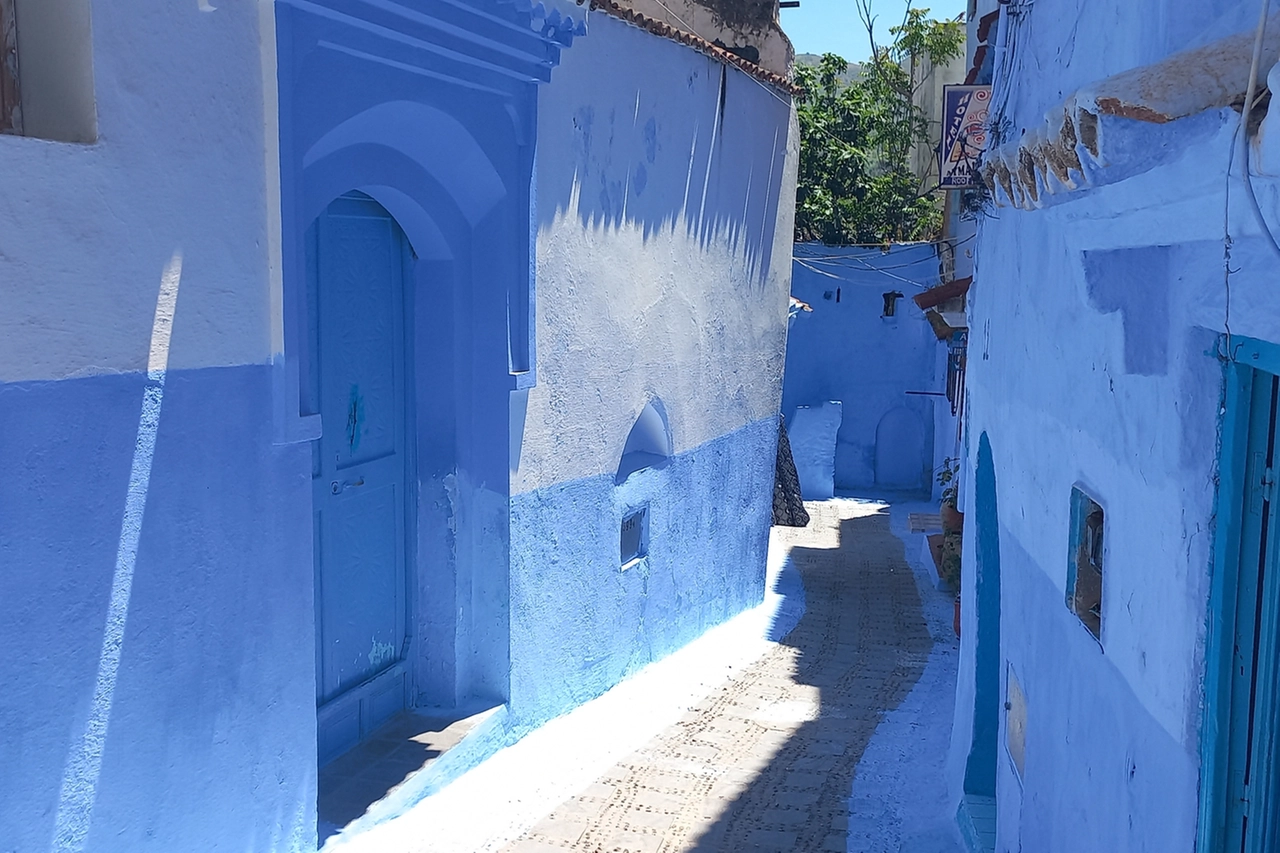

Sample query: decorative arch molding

[302,101,507,228]
[275,0,589,724]
[300,145,470,259]
[276,0,590,407]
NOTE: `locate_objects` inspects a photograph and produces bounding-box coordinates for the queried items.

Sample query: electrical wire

[801,255,940,278]
[794,258,849,280]
[1222,119,1239,362]
[796,255,938,289]
[796,233,975,267]
[796,233,977,256]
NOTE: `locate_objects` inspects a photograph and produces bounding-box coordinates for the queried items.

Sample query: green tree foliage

[794,6,964,245]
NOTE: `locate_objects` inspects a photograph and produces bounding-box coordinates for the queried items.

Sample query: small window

[1066,487,1104,640]
[0,0,97,142]
[882,291,905,317]
[620,506,648,568]
[1006,664,1026,780]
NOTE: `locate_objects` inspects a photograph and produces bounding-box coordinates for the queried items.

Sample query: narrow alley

[14,0,1272,849]
[334,499,963,853]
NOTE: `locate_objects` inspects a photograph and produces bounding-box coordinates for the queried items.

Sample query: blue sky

[781,0,968,64]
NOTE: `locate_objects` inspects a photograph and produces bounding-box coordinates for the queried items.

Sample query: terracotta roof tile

[585,0,800,96]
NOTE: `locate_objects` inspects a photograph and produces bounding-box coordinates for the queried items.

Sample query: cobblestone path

[501,500,936,853]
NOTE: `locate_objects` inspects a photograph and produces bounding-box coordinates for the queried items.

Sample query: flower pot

[941,503,964,535]
[953,594,961,638]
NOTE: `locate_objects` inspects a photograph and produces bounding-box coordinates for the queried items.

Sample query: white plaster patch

[368,639,395,670]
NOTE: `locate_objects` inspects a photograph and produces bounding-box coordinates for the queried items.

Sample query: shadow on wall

[537,14,794,286]
[686,509,934,850]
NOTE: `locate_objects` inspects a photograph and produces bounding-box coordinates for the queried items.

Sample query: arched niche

[874,407,927,491]
[965,431,1002,802]
[616,400,673,484]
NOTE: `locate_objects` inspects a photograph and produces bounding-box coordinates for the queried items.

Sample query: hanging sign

[940,85,991,188]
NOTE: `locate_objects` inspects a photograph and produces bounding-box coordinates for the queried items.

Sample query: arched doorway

[306,192,415,764]
[962,430,1001,848]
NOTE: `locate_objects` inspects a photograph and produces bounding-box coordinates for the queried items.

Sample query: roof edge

[586,0,800,97]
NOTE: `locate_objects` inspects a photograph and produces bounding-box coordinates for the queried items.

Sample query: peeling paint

[443,471,459,535]
[368,637,395,670]
[981,15,1280,209]
[345,385,363,452]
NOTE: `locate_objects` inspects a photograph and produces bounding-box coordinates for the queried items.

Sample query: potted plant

[936,457,963,636]
[938,457,963,534]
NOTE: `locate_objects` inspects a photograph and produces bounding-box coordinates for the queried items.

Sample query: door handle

[330,477,365,495]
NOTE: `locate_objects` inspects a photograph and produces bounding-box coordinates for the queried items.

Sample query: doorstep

[956,793,997,853]
[319,706,500,846]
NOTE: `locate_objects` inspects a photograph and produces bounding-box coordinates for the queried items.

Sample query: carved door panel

[308,193,409,760]
[1226,371,1280,852]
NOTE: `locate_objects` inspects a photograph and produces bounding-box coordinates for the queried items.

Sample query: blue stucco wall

[992,532,1199,851]
[4,5,796,847]
[783,243,941,493]
[950,3,1280,844]
[0,366,316,852]
[508,416,777,724]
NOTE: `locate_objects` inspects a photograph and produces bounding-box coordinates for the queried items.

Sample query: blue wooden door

[1225,370,1280,852]
[307,193,410,761]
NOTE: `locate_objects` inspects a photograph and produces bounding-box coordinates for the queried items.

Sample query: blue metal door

[307,193,410,762]
[1224,370,1280,852]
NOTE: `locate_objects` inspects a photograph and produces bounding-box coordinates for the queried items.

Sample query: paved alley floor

[334,498,963,853]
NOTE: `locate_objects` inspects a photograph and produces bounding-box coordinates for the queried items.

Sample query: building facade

[0,1,797,849]
[783,243,952,498]
[950,2,1280,851]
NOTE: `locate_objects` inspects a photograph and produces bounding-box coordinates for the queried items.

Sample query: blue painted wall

[505,10,798,739]
[0,367,316,852]
[951,2,1280,848]
[783,243,942,493]
[0,2,319,849]
[509,417,777,723]
[2,3,797,848]
[313,11,799,816]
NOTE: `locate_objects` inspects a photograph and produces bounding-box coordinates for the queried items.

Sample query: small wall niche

[1066,487,1104,641]
[616,400,672,483]
[0,0,97,142]
[620,506,648,568]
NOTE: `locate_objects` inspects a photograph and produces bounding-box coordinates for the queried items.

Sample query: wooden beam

[0,0,20,134]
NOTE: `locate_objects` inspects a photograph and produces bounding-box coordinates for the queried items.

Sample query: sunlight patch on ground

[328,525,807,853]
